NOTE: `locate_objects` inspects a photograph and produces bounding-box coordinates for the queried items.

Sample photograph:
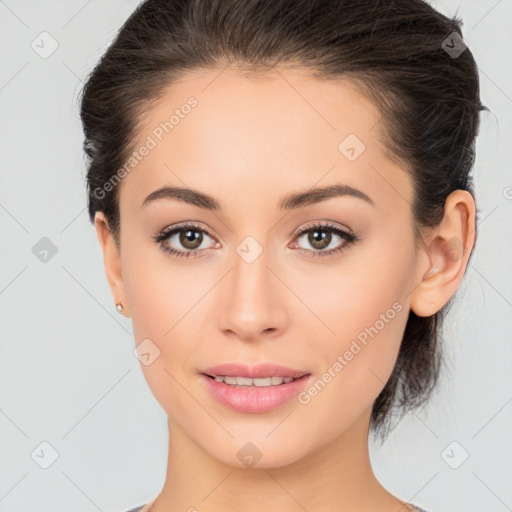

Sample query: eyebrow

[141,183,374,211]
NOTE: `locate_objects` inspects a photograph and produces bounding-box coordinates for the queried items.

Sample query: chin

[201,433,312,470]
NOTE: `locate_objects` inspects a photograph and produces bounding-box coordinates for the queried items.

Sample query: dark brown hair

[79,0,487,442]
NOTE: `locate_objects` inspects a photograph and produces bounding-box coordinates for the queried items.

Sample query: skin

[94,67,476,512]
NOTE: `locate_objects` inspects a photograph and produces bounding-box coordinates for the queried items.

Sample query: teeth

[212,375,297,386]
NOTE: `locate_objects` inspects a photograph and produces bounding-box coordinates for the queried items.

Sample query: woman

[80,0,485,510]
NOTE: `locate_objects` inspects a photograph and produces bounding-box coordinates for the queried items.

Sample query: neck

[148,406,413,512]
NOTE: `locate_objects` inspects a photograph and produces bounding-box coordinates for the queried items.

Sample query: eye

[290,221,359,258]
[153,222,218,259]
[153,221,359,260]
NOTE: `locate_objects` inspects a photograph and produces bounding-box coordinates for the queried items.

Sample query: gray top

[125,504,431,512]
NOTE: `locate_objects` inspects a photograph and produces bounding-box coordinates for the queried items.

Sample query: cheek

[320,222,415,348]
[298,230,415,414]
[292,289,410,443]
[121,237,225,415]
[126,271,197,421]
[122,233,201,343]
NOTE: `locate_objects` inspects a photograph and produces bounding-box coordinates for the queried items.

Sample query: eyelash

[153,221,359,260]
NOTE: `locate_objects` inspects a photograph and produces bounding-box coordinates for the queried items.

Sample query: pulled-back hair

[79,0,487,442]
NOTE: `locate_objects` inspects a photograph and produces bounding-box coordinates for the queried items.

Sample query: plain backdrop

[0,1,511,511]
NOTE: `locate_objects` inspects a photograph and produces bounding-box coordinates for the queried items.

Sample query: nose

[217,244,288,342]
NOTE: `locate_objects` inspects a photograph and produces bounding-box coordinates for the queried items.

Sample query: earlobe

[94,212,129,317]
[410,190,476,317]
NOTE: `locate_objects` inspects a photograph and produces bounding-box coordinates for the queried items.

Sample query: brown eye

[307,228,332,250]
[154,222,217,259]
[292,222,359,259]
[179,228,203,250]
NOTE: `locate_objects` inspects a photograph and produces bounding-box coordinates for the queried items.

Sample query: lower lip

[201,373,312,413]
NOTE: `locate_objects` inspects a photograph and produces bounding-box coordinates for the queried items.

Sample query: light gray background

[1,1,511,511]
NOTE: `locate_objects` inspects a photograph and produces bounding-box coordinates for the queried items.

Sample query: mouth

[200,371,313,413]
[202,374,307,387]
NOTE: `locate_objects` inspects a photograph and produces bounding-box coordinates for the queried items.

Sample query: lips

[201,362,310,380]
[201,372,313,413]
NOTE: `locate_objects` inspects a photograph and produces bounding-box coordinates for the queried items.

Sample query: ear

[94,211,129,317]
[410,190,476,317]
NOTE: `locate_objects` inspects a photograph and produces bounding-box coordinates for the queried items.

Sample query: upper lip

[201,363,310,379]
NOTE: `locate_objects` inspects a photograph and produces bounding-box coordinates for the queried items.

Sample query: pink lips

[200,363,312,413]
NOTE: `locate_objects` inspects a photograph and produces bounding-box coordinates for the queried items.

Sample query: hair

[79,0,487,442]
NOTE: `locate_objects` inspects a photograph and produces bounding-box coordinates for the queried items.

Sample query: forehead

[135,66,383,153]
[121,66,412,215]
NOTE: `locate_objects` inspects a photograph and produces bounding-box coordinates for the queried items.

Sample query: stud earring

[116,303,125,315]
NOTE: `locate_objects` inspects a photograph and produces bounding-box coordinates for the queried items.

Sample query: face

[100,67,427,468]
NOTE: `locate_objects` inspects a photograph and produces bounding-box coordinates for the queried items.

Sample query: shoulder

[124,501,432,512]
[124,499,155,512]
[124,506,147,512]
